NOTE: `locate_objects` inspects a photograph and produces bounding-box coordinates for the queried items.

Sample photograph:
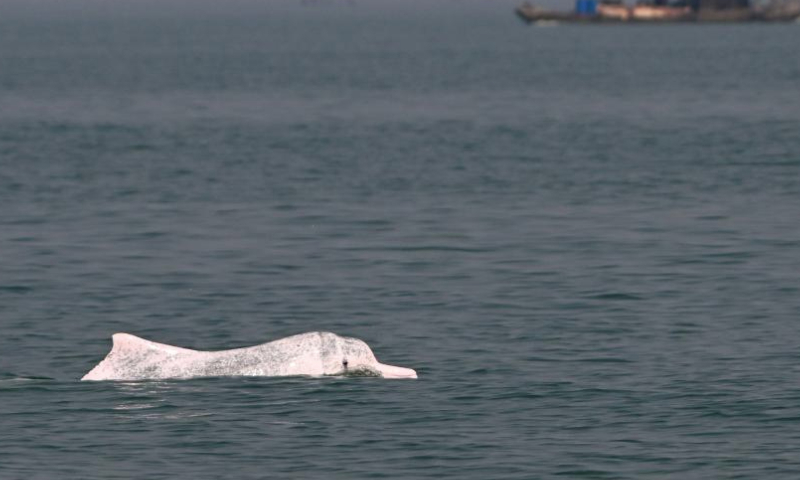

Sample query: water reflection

[111,381,213,420]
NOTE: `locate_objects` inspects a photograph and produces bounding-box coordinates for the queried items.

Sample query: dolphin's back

[113,333,196,355]
[81,333,201,381]
[81,332,327,381]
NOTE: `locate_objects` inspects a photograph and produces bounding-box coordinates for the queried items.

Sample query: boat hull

[515,4,800,23]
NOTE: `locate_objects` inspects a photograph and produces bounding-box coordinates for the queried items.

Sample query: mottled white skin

[81,332,417,381]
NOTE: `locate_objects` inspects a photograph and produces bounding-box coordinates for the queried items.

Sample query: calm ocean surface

[1,1,800,478]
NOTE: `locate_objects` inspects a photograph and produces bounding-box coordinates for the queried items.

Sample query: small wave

[0,285,33,294]
[0,373,53,382]
[0,374,55,391]
[588,292,642,301]
[123,411,216,420]
[113,403,162,411]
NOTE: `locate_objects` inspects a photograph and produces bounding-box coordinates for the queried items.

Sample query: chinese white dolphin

[81,332,417,381]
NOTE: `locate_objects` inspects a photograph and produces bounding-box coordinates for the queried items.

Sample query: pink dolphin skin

[374,361,419,379]
[82,331,417,381]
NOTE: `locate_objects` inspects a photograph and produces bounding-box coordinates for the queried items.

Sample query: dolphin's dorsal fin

[111,333,196,356]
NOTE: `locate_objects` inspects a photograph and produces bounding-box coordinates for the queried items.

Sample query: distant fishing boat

[515,0,800,23]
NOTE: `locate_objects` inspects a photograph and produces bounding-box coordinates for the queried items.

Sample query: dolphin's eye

[342,358,349,369]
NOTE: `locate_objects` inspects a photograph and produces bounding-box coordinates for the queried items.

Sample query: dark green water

[2,1,800,478]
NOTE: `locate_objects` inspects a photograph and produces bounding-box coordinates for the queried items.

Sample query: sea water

[1,1,800,478]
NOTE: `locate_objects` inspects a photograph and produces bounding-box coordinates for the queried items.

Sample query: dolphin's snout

[376,363,417,379]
